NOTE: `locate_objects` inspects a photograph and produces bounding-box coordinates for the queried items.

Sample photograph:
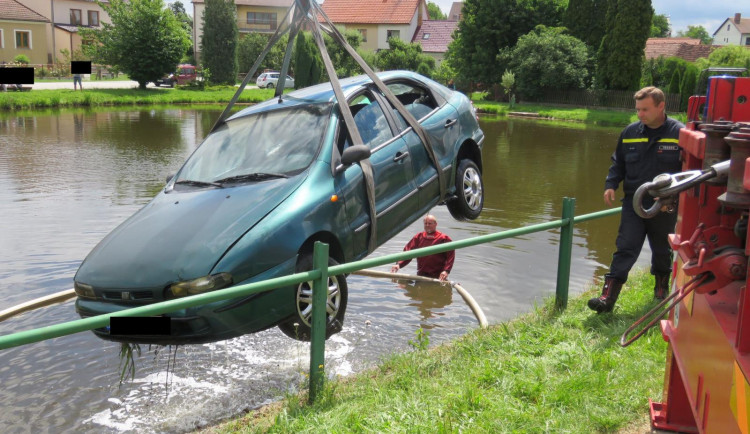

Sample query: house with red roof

[412,20,457,65]
[0,0,50,64]
[712,13,750,46]
[644,37,714,63]
[320,0,428,52]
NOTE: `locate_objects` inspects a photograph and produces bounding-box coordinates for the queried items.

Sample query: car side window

[339,92,394,152]
[385,82,438,128]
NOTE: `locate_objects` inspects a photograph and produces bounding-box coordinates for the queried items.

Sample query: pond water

[0,107,650,432]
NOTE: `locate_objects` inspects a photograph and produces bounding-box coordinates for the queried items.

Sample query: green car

[74,71,485,344]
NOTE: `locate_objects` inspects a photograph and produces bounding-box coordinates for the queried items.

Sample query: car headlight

[165,273,233,299]
[74,281,96,299]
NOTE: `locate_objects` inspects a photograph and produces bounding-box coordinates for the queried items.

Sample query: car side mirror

[341,145,371,166]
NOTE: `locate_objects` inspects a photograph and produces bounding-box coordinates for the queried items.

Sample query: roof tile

[645,38,714,63]
[411,20,457,53]
[321,0,421,24]
[0,0,50,23]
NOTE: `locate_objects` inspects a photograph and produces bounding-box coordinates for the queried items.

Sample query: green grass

[211,269,668,433]
[472,95,688,126]
[0,86,276,110]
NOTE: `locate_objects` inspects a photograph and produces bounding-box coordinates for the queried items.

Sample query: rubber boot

[654,273,670,300]
[588,277,623,313]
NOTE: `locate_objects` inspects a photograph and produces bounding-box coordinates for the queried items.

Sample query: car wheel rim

[296,275,341,327]
[462,167,482,210]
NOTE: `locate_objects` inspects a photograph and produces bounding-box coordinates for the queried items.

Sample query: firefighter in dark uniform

[588,86,685,313]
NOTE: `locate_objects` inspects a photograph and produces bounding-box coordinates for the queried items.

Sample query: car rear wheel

[169,80,175,88]
[447,159,483,220]
[277,254,347,341]
[266,83,275,89]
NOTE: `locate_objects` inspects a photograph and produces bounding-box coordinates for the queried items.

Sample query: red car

[156,64,197,87]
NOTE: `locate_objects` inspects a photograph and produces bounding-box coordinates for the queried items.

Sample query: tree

[376,37,435,76]
[564,0,609,49]
[508,26,589,100]
[293,31,323,88]
[237,33,288,76]
[597,0,653,90]
[79,0,190,89]
[170,1,194,61]
[703,45,750,68]
[651,13,670,38]
[200,0,238,85]
[170,1,193,32]
[667,68,681,94]
[324,28,368,78]
[427,2,447,20]
[677,25,712,44]
[446,0,566,87]
[679,64,698,110]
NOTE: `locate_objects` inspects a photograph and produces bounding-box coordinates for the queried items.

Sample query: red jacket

[397,230,455,278]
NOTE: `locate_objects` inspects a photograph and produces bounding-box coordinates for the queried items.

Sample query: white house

[712,13,750,46]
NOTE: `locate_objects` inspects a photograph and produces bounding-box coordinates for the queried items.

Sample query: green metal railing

[0,197,622,402]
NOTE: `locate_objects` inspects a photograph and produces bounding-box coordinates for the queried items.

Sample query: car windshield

[176,103,331,184]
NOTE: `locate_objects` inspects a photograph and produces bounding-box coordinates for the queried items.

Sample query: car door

[381,80,460,211]
[333,89,419,255]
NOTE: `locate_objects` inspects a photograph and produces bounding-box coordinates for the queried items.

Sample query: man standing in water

[589,86,684,313]
[391,215,455,281]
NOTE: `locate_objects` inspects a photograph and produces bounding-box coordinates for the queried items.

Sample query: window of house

[358,29,367,42]
[0,29,4,49]
[387,30,400,40]
[746,38,750,45]
[728,24,731,31]
[15,30,31,49]
[88,11,99,26]
[70,9,82,25]
[422,33,430,39]
[247,12,277,30]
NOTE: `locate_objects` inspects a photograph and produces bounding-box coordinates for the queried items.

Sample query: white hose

[0,289,76,323]
[352,269,489,328]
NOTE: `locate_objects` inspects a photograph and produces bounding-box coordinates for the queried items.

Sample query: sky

[428,0,744,36]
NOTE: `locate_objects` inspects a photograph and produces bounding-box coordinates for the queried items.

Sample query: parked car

[74,70,484,344]
[256,72,295,89]
[155,64,197,87]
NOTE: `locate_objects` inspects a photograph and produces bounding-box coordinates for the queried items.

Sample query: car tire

[267,83,275,89]
[277,254,347,341]
[447,159,484,221]
[169,80,175,88]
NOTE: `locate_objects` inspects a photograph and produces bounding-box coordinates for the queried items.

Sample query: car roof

[229,71,431,121]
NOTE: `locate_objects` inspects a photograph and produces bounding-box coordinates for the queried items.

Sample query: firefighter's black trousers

[606,195,677,283]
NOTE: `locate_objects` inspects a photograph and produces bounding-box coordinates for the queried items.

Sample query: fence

[0,198,621,402]
[537,88,681,112]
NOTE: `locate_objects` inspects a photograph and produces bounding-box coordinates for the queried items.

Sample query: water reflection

[394,280,453,329]
[0,109,657,432]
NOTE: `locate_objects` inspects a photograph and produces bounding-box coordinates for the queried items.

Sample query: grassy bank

[211,270,668,433]
[473,96,688,126]
[0,86,276,111]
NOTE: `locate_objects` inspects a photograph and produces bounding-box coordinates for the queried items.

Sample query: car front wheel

[447,159,484,220]
[277,254,347,341]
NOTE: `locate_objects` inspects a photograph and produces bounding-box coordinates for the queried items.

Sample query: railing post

[308,241,329,403]
[555,197,576,310]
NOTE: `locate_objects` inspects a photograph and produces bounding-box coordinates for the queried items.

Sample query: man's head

[634,86,666,129]
[423,215,437,234]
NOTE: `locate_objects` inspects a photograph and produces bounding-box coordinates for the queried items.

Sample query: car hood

[75,174,306,289]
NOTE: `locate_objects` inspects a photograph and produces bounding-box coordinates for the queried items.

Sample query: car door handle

[444,118,457,128]
[393,151,409,162]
